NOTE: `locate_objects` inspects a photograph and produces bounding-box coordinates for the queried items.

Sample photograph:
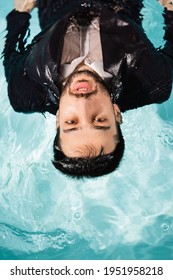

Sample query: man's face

[56,69,122,158]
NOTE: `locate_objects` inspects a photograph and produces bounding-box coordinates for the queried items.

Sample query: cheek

[59,104,79,124]
[59,97,75,112]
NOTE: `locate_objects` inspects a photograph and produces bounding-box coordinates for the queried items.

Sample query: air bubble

[74,212,81,219]
[160,223,169,231]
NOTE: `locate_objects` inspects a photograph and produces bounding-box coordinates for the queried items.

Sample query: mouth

[71,81,93,93]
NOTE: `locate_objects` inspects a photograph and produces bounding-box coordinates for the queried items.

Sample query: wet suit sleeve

[161,9,173,60]
[2,10,48,113]
[115,9,173,112]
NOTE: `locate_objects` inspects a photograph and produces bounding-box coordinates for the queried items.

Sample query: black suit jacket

[3,5,173,115]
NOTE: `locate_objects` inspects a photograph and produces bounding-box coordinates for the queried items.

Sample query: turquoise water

[0,0,173,260]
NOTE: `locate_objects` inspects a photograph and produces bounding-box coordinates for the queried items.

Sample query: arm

[3,10,31,80]
[8,0,36,58]
[14,0,36,13]
[114,3,173,112]
[2,1,49,113]
[158,0,173,11]
[159,1,173,61]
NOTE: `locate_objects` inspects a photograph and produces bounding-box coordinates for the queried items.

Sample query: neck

[74,61,96,73]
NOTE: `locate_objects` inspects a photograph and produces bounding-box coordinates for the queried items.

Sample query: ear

[56,110,59,128]
[113,104,122,124]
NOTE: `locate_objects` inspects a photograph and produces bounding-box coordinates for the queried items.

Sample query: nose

[77,99,94,126]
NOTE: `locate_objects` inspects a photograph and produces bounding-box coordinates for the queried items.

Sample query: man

[3,0,173,178]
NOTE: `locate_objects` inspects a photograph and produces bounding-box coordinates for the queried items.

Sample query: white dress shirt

[59,17,112,83]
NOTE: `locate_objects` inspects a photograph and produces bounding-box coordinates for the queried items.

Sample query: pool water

[0,0,173,260]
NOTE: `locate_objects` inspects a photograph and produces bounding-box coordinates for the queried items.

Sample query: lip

[72,82,93,93]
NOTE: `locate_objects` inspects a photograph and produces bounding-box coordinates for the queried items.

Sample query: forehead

[60,132,117,157]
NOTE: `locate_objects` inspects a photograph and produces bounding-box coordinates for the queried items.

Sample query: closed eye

[95,118,107,122]
[65,120,78,125]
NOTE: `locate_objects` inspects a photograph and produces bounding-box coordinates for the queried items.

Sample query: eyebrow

[63,126,111,133]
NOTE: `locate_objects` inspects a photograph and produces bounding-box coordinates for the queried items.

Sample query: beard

[60,69,110,97]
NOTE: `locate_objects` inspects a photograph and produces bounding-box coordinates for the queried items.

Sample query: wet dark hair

[52,125,125,179]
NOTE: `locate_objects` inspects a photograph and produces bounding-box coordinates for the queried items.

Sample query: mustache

[69,79,98,98]
[62,70,106,89]
[69,89,98,98]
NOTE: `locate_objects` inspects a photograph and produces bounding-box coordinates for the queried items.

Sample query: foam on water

[0,0,173,260]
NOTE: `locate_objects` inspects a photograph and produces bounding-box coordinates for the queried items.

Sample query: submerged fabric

[59,17,112,84]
